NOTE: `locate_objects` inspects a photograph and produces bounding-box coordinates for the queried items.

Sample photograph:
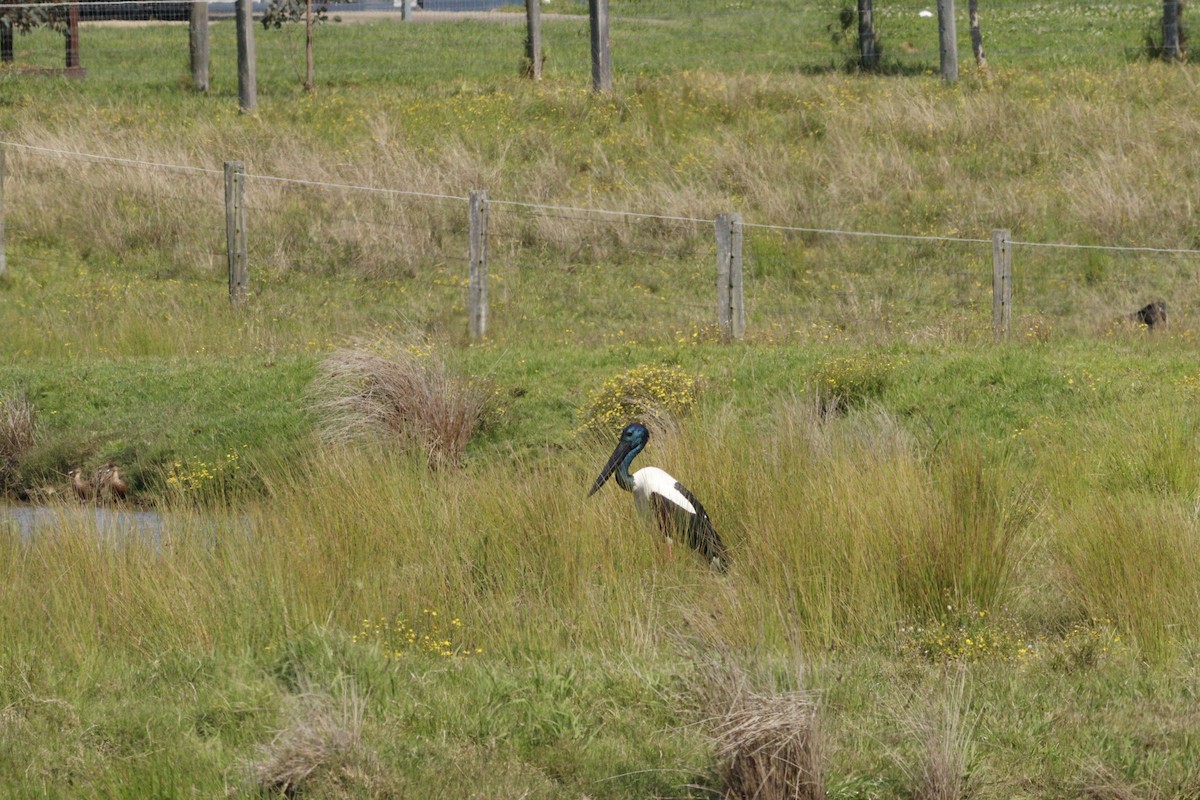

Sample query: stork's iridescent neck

[613,438,643,492]
[588,423,652,499]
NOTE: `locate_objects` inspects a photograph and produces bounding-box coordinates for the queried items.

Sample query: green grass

[3,3,1200,797]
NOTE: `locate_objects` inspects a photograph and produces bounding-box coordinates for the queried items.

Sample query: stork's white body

[630,467,696,532]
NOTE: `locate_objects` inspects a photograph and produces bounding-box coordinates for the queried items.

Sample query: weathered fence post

[716,213,745,341]
[468,190,489,341]
[589,0,612,92]
[937,0,958,83]
[225,161,249,305]
[65,1,81,74]
[524,0,542,80]
[857,0,878,70]
[992,228,1012,341]
[235,0,257,112]
[0,140,6,277]
[1163,0,1182,61]
[189,1,209,93]
[400,0,409,21]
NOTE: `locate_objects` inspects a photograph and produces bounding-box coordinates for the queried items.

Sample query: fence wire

[0,0,1181,96]
[5,142,1200,348]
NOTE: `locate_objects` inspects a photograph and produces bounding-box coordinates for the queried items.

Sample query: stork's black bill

[588,438,634,497]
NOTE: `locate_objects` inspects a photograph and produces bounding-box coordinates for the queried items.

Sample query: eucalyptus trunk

[969,0,987,69]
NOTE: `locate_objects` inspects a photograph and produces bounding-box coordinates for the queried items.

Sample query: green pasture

[3,2,1200,797]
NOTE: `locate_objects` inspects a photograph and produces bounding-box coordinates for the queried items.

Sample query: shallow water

[1,504,167,541]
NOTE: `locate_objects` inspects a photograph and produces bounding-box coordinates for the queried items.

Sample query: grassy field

[4,3,1200,798]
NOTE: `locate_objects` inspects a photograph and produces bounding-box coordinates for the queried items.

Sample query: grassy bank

[4,3,1200,797]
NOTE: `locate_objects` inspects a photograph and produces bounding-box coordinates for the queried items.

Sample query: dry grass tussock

[1,392,36,490]
[690,643,825,800]
[895,668,978,800]
[715,689,825,800]
[312,339,492,468]
[249,685,380,798]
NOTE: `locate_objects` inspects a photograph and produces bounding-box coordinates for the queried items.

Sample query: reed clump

[1,391,36,492]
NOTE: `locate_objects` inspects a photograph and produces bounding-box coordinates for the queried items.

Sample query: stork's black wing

[649,482,730,573]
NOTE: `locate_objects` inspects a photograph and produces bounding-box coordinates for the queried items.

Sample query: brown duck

[96,462,130,502]
[66,467,95,502]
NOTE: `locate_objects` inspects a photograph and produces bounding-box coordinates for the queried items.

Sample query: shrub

[811,352,898,416]
[312,339,493,469]
[577,363,698,436]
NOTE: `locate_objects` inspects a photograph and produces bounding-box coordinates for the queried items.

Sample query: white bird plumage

[629,466,696,519]
[588,423,730,572]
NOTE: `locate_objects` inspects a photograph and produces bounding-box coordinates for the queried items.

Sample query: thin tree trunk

[969,0,987,70]
[857,0,878,70]
[304,0,314,92]
[1,21,13,64]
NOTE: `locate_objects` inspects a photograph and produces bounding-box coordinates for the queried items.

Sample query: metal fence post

[992,228,1012,340]
[225,161,248,305]
[716,212,745,340]
[469,190,489,341]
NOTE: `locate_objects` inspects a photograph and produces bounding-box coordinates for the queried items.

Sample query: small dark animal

[1131,300,1168,330]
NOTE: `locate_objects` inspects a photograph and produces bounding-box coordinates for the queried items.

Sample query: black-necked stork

[588,422,730,573]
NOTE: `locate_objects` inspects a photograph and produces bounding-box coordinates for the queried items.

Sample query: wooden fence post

[716,212,745,340]
[1163,0,1182,61]
[589,0,612,92]
[236,0,257,112]
[937,0,958,83]
[0,140,6,277]
[468,190,489,341]
[992,228,1012,341]
[65,1,80,72]
[524,0,542,80]
[225,161,248,305]
[189,1,209,93]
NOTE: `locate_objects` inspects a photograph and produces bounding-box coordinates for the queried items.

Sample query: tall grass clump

[1,390,36,492]
[312,338,493,468]
[893,443,1035,621]
[677,402,1033,651]
[1053,494,1200,656]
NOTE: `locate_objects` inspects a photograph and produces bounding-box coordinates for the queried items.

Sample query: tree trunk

[857,0,878,70]
[304,0,314,92]
[1,21,13,64]
[969,0,987,70]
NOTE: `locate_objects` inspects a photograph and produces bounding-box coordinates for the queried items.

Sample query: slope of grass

[4,5,1200,798]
